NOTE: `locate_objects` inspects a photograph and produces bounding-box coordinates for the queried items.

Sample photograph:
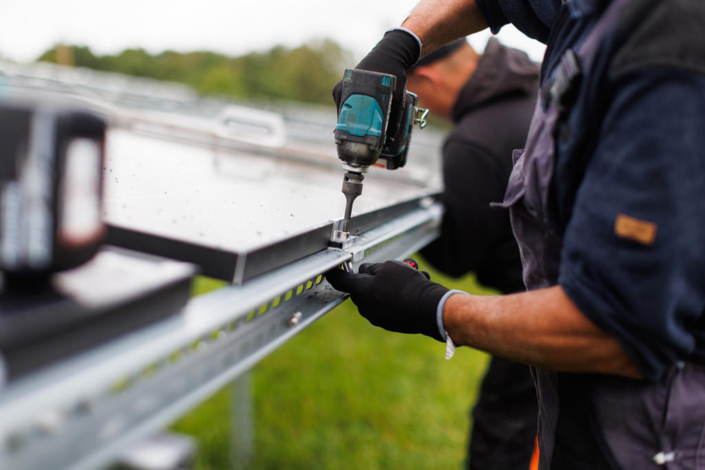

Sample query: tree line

[37,40,352,105]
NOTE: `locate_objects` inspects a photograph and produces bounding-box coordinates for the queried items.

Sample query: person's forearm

[402,0,488,57]
[443,286,643,378]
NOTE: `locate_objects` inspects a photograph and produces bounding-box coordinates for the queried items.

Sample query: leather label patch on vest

[615,214,657,245]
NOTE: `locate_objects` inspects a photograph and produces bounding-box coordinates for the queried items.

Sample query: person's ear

[409,66,439,88]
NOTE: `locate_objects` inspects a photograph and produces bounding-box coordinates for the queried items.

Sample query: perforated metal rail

[0,201,442,470]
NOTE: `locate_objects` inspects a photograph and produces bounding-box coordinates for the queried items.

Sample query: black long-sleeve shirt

[421,39,539,295]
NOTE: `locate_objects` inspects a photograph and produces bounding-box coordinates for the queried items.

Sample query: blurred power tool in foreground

[0,95,107,280]
[331,68,428,247]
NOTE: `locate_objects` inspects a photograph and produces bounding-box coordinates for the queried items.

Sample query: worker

[328,1,705,468]
[407,38,539,469]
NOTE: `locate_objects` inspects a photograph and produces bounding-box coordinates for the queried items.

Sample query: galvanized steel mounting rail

[0,200,442,470]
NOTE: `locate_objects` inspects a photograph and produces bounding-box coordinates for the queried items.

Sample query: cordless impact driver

[331,68,428,248]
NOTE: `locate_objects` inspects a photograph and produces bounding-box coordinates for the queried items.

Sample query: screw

[287,311,303,327]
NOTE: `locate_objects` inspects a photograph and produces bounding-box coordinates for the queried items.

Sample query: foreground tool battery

[0,96,107,278]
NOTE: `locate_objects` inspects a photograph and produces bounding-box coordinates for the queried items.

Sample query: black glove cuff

[419,282,450,342]
[384,28,423,66]
[357,29,421,73]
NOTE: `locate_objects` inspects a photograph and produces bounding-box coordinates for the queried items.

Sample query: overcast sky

[0,0,545,64]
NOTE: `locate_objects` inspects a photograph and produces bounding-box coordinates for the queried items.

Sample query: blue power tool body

[332,69,427,241]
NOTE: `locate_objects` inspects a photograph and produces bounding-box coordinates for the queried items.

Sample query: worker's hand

[332,29,421,142]
[326,260,448,342]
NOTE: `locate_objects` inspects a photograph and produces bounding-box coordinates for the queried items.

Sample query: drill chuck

[336,141,380,169]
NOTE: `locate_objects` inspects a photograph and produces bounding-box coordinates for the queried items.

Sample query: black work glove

[326,260,449,342]
[332,29,421,142]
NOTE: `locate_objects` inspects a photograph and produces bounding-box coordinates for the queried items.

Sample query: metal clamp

[413,107,429,129]
[330,224,356,250]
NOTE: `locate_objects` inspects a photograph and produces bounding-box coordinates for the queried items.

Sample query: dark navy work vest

[494,0,705,468]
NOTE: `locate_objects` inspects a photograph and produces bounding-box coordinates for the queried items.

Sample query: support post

[230,372,254,469]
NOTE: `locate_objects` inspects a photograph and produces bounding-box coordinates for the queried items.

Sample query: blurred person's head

[406,40,480,121]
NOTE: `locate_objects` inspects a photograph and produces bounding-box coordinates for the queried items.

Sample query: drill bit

[341,170,364,233]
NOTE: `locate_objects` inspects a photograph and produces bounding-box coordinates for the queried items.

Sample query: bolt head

[287,311,303,327]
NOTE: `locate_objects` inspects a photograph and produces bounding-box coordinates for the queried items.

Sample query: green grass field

[173,257,496,469]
